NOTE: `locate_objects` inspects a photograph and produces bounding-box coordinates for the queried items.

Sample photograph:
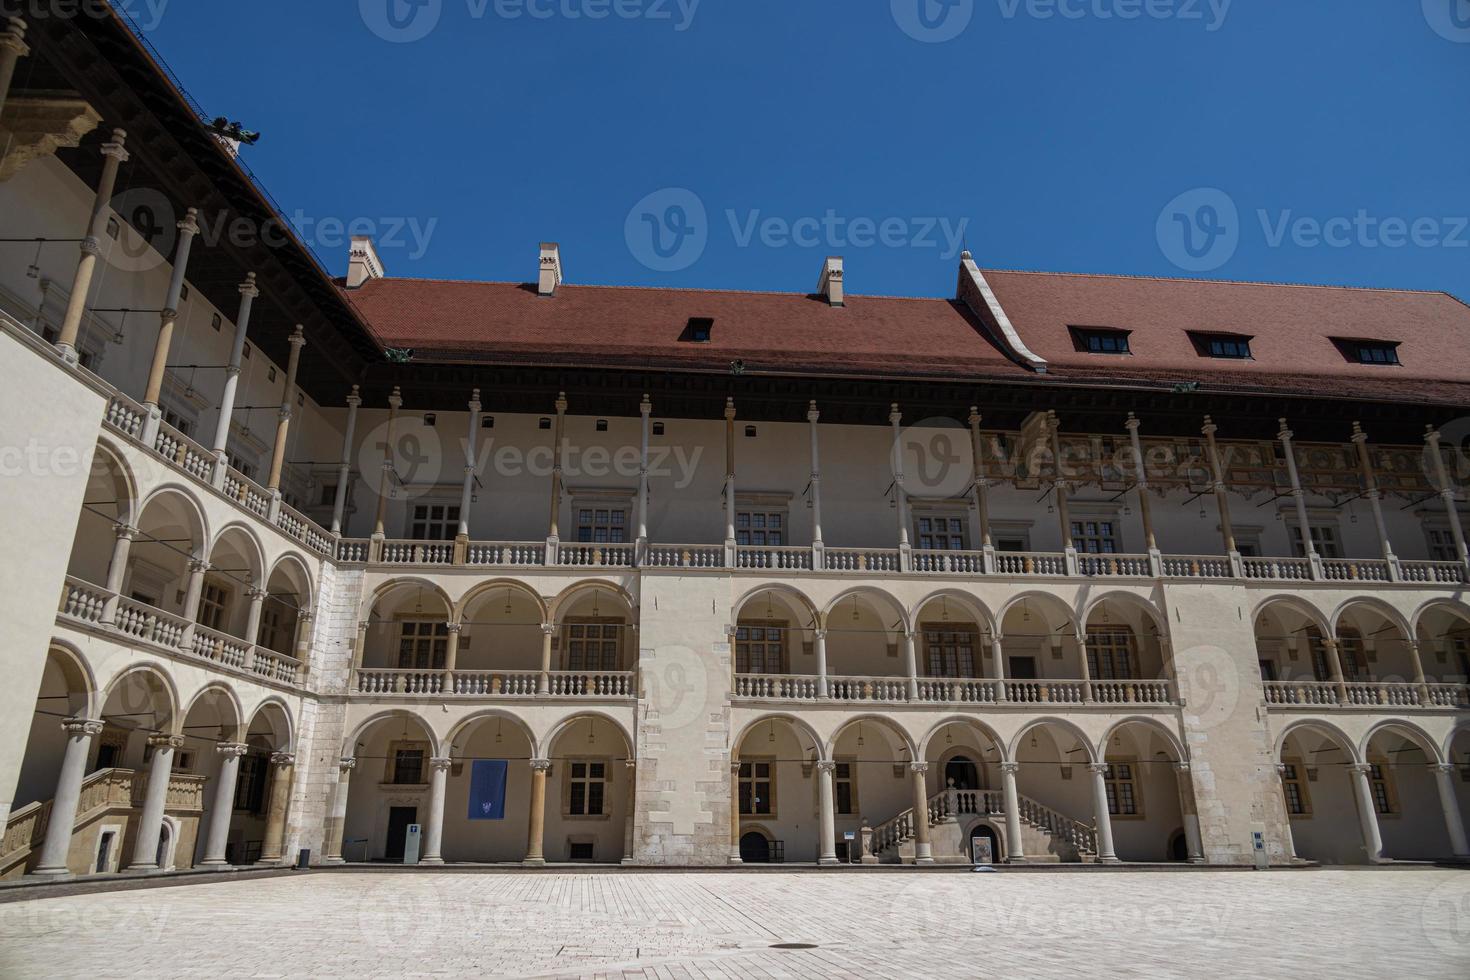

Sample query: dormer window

[683,317,714,343]
[1070,326,1131,355]
[1189,332,1253,360]
[1332,338,1401,366]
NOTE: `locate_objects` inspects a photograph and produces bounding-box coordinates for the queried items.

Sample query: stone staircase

[0,768,206,878]
[870,787,1098,864]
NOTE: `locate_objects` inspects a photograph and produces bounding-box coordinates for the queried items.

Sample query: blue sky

[131,0,1469,300]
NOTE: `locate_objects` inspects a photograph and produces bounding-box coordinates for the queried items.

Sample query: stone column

[1173,762,1205,863]
[723,398,737,566]
[523,759,551,866]
[1351,423,1399,577]
[420,757,451,865]
[31,718,104,876]
[441,623,461,694]
[902,629,919,700]
[1407,642,1431,704]
[243,586,266,651]
[538,623,554,694]
[814,628,829,698]
[454,389,481,563]
[991,636,1009,702]
[889,404,911,571]
[180,559,209,650]
[127,733,184,871]
[621,759,637,865]
[370,387,403,560]
[817,761,839,865]
[56,130,128,364]
[910,763,933,864]
[331,386,363,535]
[969,408,994,568]
[1275,763,1300,862]
[808,401,824,565]
[637,395,651,566]
[1125,413,1162,574]
[1049,412,1077,574]
[0,18,29,119]
[323,758,355,864]
[1087,762,1119,864]
[728,760,743,864]
[198,743,248,868]
[547,392,568,561]
[1347,763,1385,863]
[209,273,259,486]
[1322,637,1350,704]
[99,522,137,625]
[1076,634,1095,703]
[1425,426,1470,567]
[140,208,203,442]
[1278,419,1322,578]
[1431,764,1470,858]
[1001,762,1025,862]
[292,609,314,668]
[265,326,306,512]
[257,752,295,865]
[1201,416,1241,574]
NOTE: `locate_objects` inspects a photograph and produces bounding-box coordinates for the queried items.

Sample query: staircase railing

[869,786,1097,859]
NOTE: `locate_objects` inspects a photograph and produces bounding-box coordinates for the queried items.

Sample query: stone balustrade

[733,673,1178,707]
[352,668,636,699]
[1263,679,1469,709]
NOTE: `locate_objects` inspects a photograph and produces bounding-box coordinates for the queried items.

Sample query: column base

[195,860,234,871]
[1097,856,1122,865]
[818,857,840,866]
[521,857,546,867]
[621,857,637,866]
[419,857,445,866]
[915,843,934,864]
[322,856,346,865]
[255,858,285,867]
[124,862,161,873]
[727,854,743,865]
[29,867,73,879]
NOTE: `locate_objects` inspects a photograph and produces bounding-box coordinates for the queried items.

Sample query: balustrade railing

[558,543,635,568]
[737,546,815,571]
[1263,680,1341,706]
[112,595,190,651]
[823,548,900,573]
[734,674,821,700]
[1161,555,1233,578]
[1400,561,1468,584]
[645,544,724,568]
[353,668,635,698]
[1091,679,1174,705]
[191,623,252,671]
[827,675,911,702]
[911,550,985,574]
[1077,553,1151,577]
[1321,559,1392,583]
[992,552,1068,576]
[1004,679,1088,704]
[1242,556,1312,581]
[381,540,454,565]
[914,678,998,703]
[1264,679,1468,708]
[337,539,370,563]
[468,542,548,567]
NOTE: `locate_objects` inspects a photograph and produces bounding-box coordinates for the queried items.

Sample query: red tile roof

[338,270,1470,406]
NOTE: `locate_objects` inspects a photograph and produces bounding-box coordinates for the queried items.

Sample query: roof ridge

[357,276,952,302]
[977,266,1458,298]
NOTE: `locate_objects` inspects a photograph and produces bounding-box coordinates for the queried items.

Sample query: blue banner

[468,760,508,820]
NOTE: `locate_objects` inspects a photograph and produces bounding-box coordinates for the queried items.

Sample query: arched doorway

[945,756,980,791]
[739,831,772,864]
[967,823,1000,864]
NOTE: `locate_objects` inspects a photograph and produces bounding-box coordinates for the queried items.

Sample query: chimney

[817,256,844,307]
[346,236,385,289]
[538,242,563,296]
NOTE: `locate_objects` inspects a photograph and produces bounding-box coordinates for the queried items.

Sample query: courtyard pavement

[0,867,1467,979]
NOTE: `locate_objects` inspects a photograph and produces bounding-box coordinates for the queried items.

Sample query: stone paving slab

[0,868,1467,979]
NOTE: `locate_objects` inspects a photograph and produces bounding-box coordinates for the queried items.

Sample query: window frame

[385,740,428,786]
[407,500,462,542]
[197,579,232,632]
[563,617,625,672]
[1103,760,1144,819]
[738,757,776,818]
[833,757,858,817]
[1070,516,1122,555]
[564,758,611,819]
[913,512,969,551]
[1086,625,1138,680]
[1070,326,1133,355]
[1280,758,1312,816]
[396,618,450,670]
[921,622,980,679]
[735,620,788,675]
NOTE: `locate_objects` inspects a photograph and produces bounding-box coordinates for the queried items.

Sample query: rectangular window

[198,581,230,631]
[389,745,426,785]
[1368,763,1395,815]
[234,753,269,814]
[397,621,449,670]
[1086,627,1137,680]
[1289,523,1342,559]
[735,622,786,674]
[1357,343,1400,365]
[577,508,627,544]
[567,761,607,816]
[1193,334,1254,359]
[924,626,977,678]
[1104,762,1139,816]
[834,761,856,816]
[161,404,195,437]
[409,503,460,542]
[915,515,967,551]
[258,605,290,654]
[1427,527,1460,562]
[565,621,622,671]
[739,760,774,816]
[1281,762,1311,815]
[1071,519,1120,554]
[735,509,784,547]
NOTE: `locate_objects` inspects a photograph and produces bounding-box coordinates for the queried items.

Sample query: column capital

[270,752,296,767]
[1346,763,1373,776]
[730,759,742,775]
[1350,421,1368,445]
[216,742,249,759]
[807,400,820,424]
[641,394,652,417]
[100,129,129,163]
[1085,762,1110,775]
[444,622,463,635]
[541,622,556,636]
[723,396,736,422]
[816,760,838,774]
[1124,411,1141,433]
[62,718,104,738]
[624,758,637,771]
[1424,424,1443,448]
[909,762,930,774]
[246,587,269,601]
[113,522,139,540]
[1275,763,1290,776]
[1173,761,1191,774]
[1277,418,1294,442]
[175,206,200,237]
[530,758,553,773]
[288,324,306,350]
[429,757,453,772]
[1430,763,1457,775]
[888,402,901,425]
[147,733,186,750]
[346,384,363,409]
[1001,762,1021,775]
[238,271,259,298]
[188,558,211,574]
[1201,414,1218,438]
[388,386,403,411]
[468,388,482,413]
[1,17,29,57]
[724,624,738,639]
[339,757,357,773]
[556,391,569,414]
[813,627,828,641]
[968,405,981,427]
